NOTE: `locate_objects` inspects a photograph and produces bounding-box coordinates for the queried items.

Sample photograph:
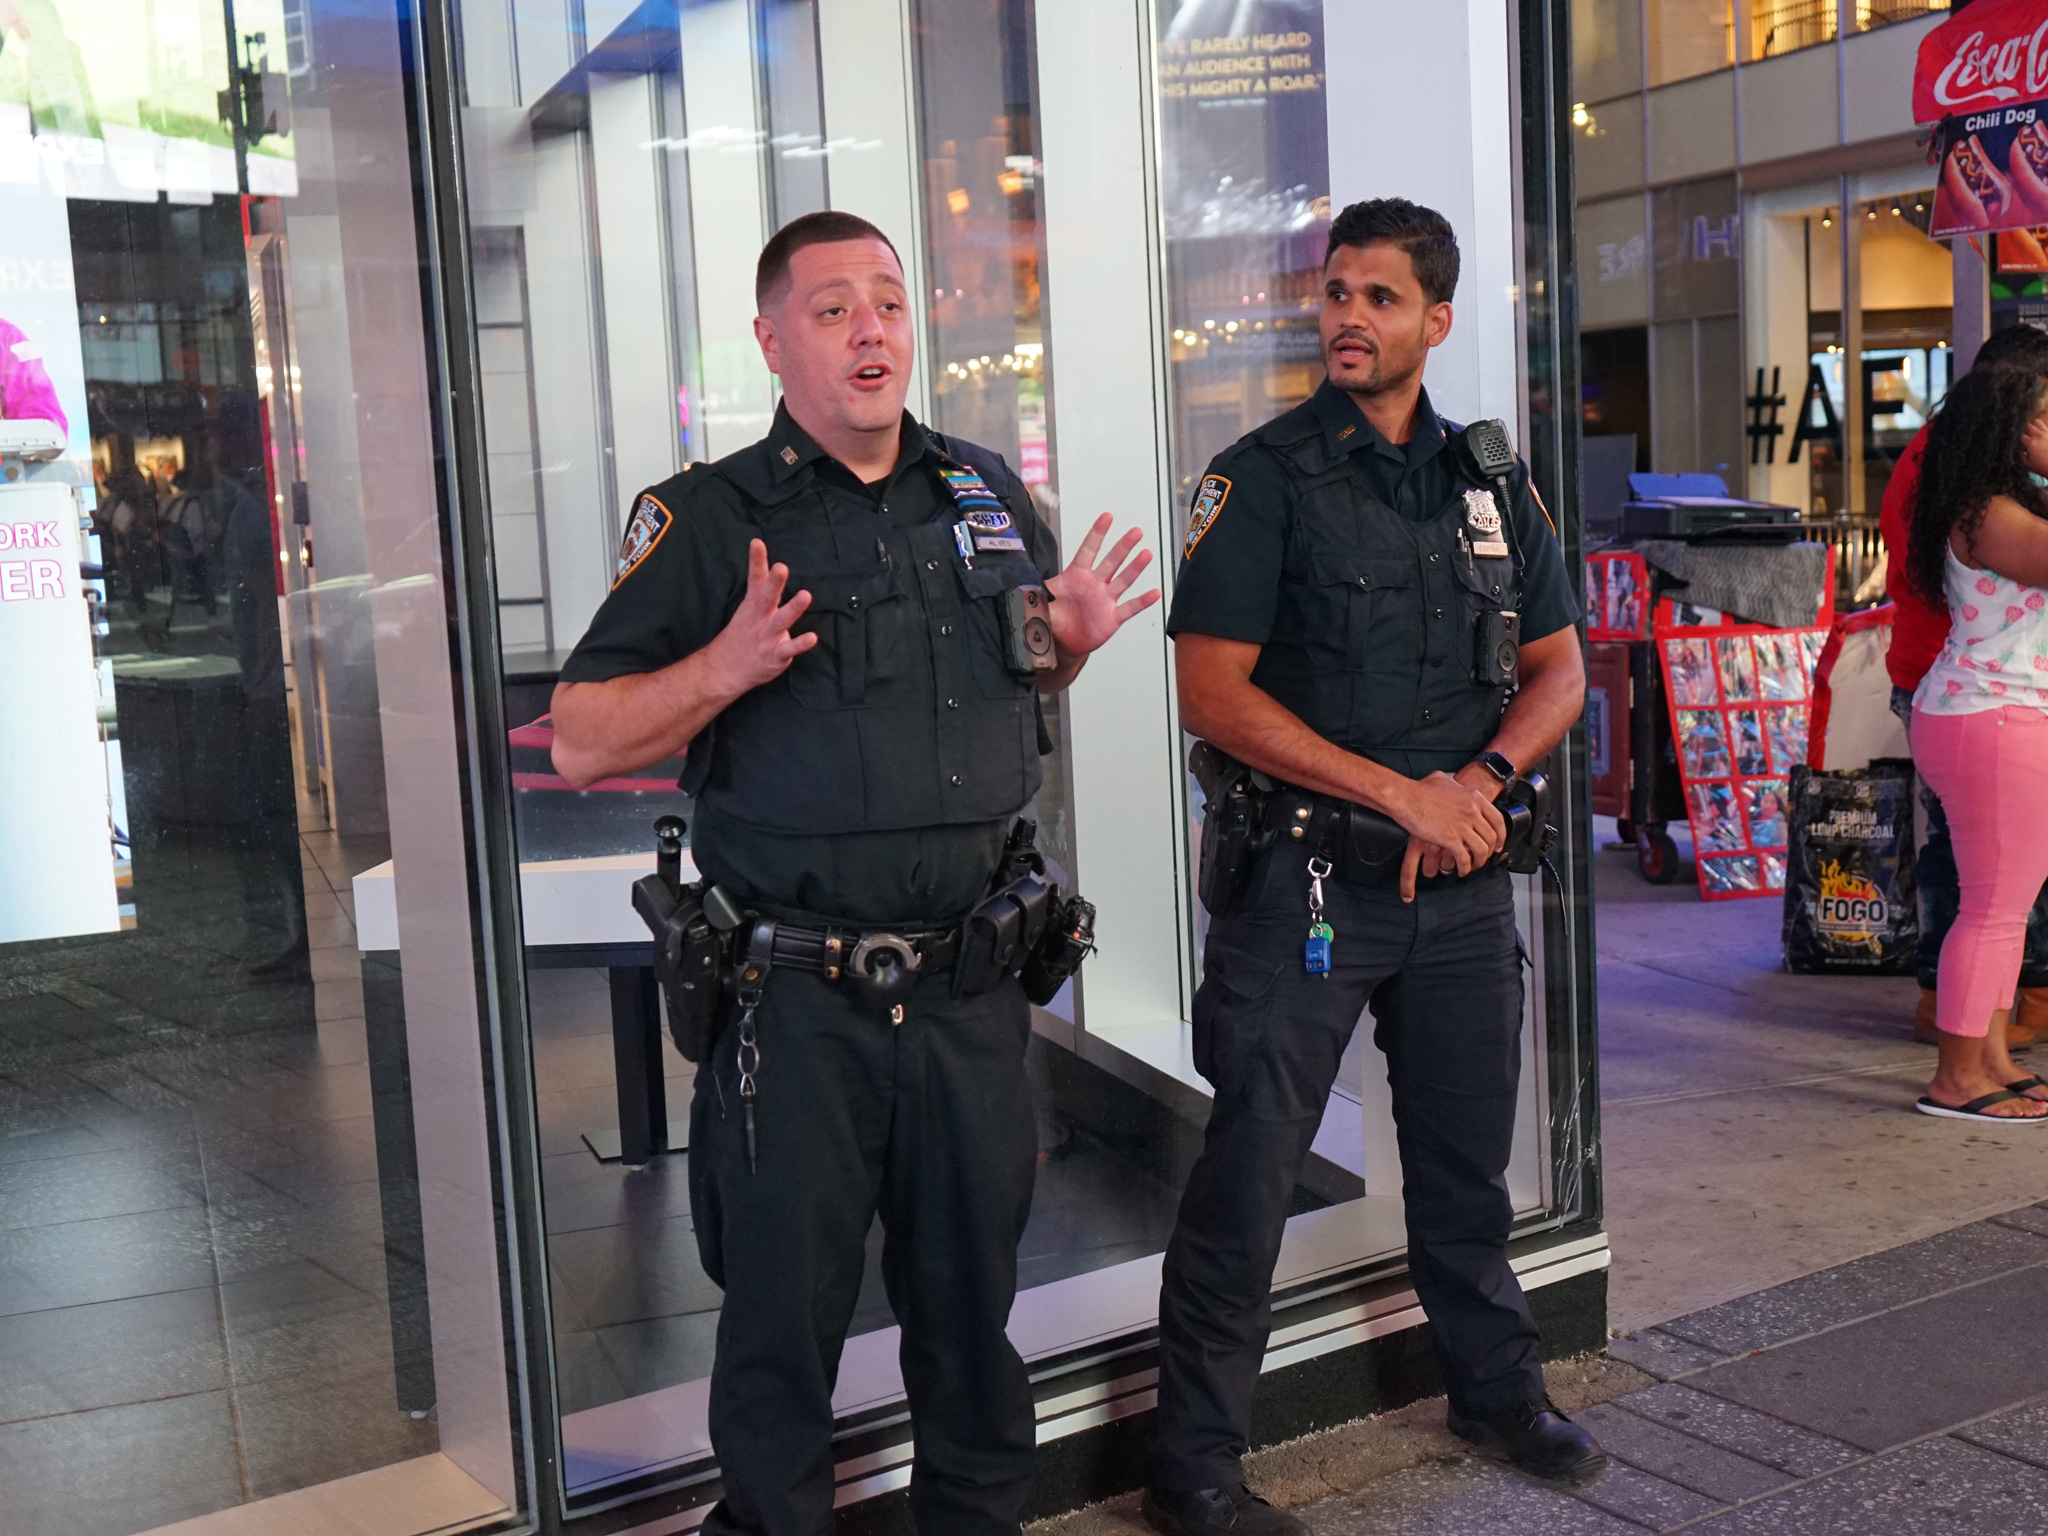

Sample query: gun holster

[630,820,728,1062]
[1189,740,1277,916]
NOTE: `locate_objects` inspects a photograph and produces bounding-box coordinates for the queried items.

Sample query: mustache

[1328,329,1376,350]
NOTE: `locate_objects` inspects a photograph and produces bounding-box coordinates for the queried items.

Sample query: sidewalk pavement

[1034,830,2048,1533]
[1039,1207,2048,1535]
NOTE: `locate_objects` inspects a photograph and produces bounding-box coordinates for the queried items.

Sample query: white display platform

[352,849,698,953]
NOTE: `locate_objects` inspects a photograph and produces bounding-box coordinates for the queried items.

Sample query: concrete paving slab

[1576,1400,1798,1501]
[1991,1202,2048,1239]
[1594,860,2048,1334]
[1616,1383,1860,1479]
[1688,1267,2048,1451]
[1686,1436,2048,1535]
[1657,1220,2048,1356]
[1601,1069,2048,1332]
[1572,1458,1729,1530]
[1605,1328,1726,1381]
[1955,1400,2048,1472]
[1292,1455,1644,1536]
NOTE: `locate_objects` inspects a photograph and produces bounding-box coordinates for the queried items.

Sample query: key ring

[1307,856,1332,919]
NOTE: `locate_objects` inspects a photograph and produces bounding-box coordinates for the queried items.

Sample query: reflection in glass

[0,0,521,1529]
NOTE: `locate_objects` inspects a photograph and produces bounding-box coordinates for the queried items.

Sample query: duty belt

[1263,787,1411,888]
[738,916,962,984]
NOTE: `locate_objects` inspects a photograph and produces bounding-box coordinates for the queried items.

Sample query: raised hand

[703,539,816,697]
[1044,513,1161,659]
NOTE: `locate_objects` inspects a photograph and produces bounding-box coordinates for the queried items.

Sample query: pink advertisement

[0,156,124,944]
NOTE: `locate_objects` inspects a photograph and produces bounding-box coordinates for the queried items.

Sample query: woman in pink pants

[1909,363,2048,1121]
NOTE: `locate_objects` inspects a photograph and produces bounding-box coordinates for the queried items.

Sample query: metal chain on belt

[733,958,767,1173]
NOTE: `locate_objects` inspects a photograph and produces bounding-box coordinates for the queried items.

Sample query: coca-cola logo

[1933,23,2048,109]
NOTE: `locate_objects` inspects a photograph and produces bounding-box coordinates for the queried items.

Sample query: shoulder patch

[614,494,674,587]
[1184,475,1231,558]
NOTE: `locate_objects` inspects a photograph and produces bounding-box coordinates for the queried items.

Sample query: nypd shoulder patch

[614,493,674,586]
[1184,474,1231,557]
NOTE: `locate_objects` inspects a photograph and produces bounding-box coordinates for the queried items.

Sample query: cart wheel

[1636,826,1681,885]
[1615,818,1635,844]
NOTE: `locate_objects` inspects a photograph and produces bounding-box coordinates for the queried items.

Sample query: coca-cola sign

[1915,0,2048,122]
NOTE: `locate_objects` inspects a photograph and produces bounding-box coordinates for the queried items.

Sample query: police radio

[1458,420,1524,690]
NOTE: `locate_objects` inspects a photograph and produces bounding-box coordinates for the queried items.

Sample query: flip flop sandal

[1916,1089,2048,1122]
[2006,1075,2048,1094]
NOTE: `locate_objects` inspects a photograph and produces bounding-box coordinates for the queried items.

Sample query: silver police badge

[1464,488,1502,536]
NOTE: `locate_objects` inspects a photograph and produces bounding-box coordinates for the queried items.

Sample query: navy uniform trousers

[689,965,1039,1536]
[1151,845,1546,1491]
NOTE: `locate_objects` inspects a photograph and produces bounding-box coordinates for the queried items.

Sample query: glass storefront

[0,1,529,1532]
[0,2,1599,1531]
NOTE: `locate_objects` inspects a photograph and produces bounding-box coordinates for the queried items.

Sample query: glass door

[0,0,534,1531]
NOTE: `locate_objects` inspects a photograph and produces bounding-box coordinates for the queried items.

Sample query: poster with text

[0,161,124,944]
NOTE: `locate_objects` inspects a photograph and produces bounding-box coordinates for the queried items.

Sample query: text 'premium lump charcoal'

[1782,759,1917,974]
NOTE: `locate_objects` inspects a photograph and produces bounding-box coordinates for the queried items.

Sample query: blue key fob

[1304,922,1333,977]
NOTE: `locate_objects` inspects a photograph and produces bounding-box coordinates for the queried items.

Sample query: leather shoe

[1141,1484,1306,1536]
[1446,1397,1607,1486]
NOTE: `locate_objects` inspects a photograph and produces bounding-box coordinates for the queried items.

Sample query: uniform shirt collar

[1310,379,1447,469]
[766,402,932,486]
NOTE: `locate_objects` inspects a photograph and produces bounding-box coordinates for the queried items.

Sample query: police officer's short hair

[1974,322,2048,375]
[1327,199,1460,306]
[756,211,902,311]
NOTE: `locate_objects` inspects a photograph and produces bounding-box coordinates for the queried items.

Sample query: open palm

[1044,513,1160,657]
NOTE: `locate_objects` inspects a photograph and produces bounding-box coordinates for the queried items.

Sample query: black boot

[1141,1483,1306,1536]
[1447,1397,1607,1486]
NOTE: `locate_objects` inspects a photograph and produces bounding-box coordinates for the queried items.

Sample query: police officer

[1144,198,1599,1536]
[549,210,1158,1536]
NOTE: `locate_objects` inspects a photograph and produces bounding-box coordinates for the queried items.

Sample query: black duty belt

[740,916,961,985]
[1262,786,1411,888]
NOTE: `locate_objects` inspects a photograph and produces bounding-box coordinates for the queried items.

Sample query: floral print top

[1915,547,2048,715]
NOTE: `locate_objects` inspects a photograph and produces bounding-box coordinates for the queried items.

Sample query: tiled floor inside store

[0,819,431,1536]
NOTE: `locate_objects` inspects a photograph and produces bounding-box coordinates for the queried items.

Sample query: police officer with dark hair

[1142,198,1600,1536]
[550,209,1159,1536]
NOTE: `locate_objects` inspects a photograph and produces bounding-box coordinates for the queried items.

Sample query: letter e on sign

[0,561,27,602]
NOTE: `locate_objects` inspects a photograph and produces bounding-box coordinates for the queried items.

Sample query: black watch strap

[1479,750,1517,785]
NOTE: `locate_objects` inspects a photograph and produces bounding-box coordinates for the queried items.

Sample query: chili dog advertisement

[1918,0,2048,237]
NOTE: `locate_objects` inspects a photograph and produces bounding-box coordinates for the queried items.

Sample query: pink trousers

[1913,705,2048,1037]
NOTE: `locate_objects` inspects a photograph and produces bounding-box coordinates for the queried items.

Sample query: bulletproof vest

[679,431,1044,834]
[1247,401,1520,775]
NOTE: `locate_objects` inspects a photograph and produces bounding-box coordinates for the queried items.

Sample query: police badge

[1464,488,1509,557]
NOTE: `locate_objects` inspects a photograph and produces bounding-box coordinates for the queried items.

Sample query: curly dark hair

[1909,363,2048,604]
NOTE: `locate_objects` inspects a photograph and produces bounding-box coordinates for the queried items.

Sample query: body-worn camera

[1474,609,1521,687]
[1005,584,1058,676]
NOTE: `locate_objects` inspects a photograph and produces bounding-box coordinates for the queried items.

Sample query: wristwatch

[1478,750,1517,786]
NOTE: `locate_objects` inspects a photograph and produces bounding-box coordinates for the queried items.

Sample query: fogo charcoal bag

[1781,759,1917,974]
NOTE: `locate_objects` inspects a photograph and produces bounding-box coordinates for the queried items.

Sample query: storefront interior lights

[1821,210,1834,227]
[1866,204,1878,220]
[1204,319,1215,329]
[1891,203,1903,217]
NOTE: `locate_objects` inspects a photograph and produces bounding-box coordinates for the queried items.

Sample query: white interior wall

[1032,0,1188,1033]
[816,0,931,422]
[590,73,681,505]
[1743,186,1817,508]
[1325,1,1522,431]
[678,1,775,458]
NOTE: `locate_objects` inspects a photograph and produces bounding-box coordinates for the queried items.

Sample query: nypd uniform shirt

[560,405,1061,925]
[1166,381,1579,776]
